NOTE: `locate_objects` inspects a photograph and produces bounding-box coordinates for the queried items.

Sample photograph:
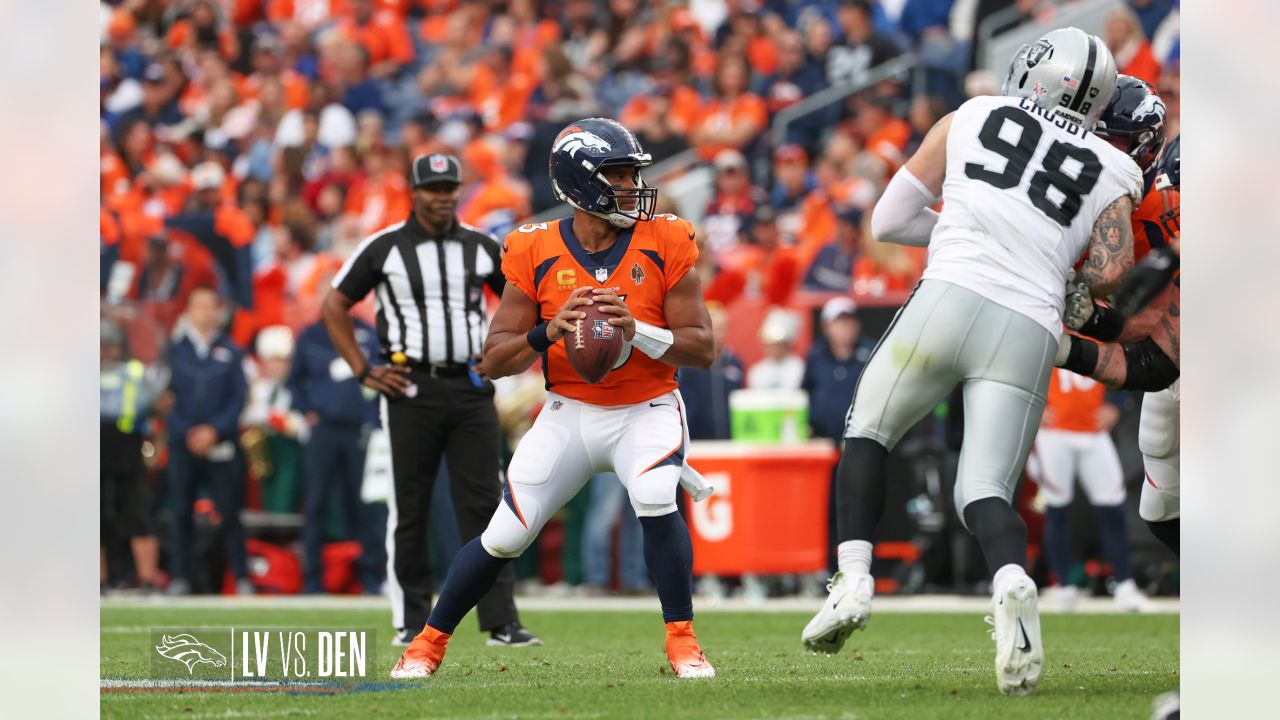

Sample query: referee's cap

[410,153,462,187]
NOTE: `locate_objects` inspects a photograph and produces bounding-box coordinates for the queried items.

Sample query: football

[564,301,624,383]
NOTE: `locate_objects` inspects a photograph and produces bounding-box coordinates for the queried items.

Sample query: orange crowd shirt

[501,214,700,406]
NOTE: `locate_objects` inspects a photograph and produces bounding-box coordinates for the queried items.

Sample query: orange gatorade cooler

[684,440,839,575]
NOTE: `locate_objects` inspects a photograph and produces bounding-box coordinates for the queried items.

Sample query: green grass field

[102,604,1178,719]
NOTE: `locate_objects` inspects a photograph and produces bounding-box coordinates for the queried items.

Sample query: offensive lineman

[802,28,1143,696]
[1059,134,1181,554]
[392,118,718,679]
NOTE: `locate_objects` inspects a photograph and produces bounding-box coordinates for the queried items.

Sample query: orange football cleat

[665,621,715,679]
[389,626,451,679]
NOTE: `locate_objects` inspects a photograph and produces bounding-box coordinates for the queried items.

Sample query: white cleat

[1113,579,1155,613]
[802,572,873,654]
[987,574,1044,696]
[1040,584,1079,613]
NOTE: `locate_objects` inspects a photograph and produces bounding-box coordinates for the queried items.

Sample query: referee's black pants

[384,371,517,635]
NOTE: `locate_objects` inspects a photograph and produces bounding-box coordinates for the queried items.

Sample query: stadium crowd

[99,0,1181,598]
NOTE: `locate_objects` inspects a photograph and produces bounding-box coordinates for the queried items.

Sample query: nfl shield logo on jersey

[595,268,609,283]
[592,319,615,341]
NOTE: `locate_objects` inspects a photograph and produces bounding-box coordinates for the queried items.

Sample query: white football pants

[1030,429,1126,507]
[1138,379,1180,522]
[481,390,688,558]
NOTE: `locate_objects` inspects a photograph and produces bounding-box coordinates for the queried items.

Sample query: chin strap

[631,320,674,359]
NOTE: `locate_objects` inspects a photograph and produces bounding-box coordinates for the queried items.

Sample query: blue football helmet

[1095,75,1166,173]
[549,118,657,228]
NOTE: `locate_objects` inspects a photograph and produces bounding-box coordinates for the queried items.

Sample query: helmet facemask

[569,159,658,229]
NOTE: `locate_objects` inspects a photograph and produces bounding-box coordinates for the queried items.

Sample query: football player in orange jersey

[1059,130,1180,556]
[392,118,718,680]
[1029,369,1152,612]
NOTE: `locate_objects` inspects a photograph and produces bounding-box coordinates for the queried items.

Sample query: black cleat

[487,622,542,647]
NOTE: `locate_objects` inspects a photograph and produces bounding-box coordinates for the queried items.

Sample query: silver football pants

[845,280,1057,518]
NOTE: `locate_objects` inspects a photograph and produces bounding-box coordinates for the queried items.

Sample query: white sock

[836,540,873,577]
[993,563,1028,590]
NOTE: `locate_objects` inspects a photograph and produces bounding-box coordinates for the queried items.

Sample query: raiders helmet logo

[554,129,613,159]
[1025,39,1054,68]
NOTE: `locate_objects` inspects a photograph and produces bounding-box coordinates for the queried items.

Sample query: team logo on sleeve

[592,319,615,341]
[553,129,612,159]
[155,634,228,674]
[631,263,645,285]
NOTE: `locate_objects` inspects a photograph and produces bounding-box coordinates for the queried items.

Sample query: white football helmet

[1002,27,1118,130]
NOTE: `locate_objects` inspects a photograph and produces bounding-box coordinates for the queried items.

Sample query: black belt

[385,358,470,378]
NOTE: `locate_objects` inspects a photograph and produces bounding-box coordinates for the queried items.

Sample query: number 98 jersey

[501,214,699,407]
[923,95,1143,336]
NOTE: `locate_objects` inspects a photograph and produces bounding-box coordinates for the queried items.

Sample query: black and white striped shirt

[331,214,504,365]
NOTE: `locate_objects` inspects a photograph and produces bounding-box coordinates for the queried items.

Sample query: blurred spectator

[1129,0,1175,40]
[288,317,383,594]
[1157,63,1179,137]
[679,303,744,441]
[702,149,766,261]
[240,326,306,513]
[826,0,901,87]
[853,228,926,296]
[689,52,768,162]
[1104,5,1161,86]
[1151,2,1179,67]
[457,138,531,236]
[100,319,168,592]
[345,145,413,238]
[705,205,801,308]
[335,0,416,80]
[132,232,221,330]
[756,28,829,149]
[802,297,875,441]
[113,63,185,145]
[165,0,239,61]
[852,93,911,174]
[164,161,257,311]
[803,206,864,292]
[906,94,951,155]
[747,308,804,390]
[771,143,816,217]
[582,472,649,597]
[165,287,251,596]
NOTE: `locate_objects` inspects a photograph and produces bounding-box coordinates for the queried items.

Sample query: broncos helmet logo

[554,130,612,159]
[155,634,228,675]
[1133,92,1166,122]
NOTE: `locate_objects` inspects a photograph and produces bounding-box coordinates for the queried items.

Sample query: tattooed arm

[1057,286,1179,391]
[1079,195,1136,296]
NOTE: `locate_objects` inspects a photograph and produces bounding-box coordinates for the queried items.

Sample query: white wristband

[631,320,674,359]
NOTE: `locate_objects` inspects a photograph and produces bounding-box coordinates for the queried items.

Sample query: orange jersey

[1045,368,1106,432]
[1132,183,1180,261]
[502,214,700,407]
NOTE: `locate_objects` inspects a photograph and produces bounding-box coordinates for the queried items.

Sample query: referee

[322,153,538,647]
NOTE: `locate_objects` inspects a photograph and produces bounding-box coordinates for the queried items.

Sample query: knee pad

[480,494,544,559]
[1141,458,1177,520]
[627,467,679,518]
[1138,395,1179,459]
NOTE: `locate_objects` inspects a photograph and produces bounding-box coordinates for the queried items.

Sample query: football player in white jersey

[802,27,1143,696]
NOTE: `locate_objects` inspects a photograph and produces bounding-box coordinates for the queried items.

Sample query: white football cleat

[802,572,873,654]
[987,574,1044,696]
[1040,584,1079,613]
[1113,579,1155,613]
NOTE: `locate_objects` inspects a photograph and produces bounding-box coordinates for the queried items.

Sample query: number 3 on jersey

[964,106,1102,226]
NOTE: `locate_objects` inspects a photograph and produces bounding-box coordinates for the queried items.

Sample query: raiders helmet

[1002,27,1118,130]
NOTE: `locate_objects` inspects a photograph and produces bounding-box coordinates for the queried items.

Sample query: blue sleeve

[209,349,248,442]
[287,330,313,415]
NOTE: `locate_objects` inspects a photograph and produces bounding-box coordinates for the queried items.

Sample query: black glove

[1113,246,1179,320]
